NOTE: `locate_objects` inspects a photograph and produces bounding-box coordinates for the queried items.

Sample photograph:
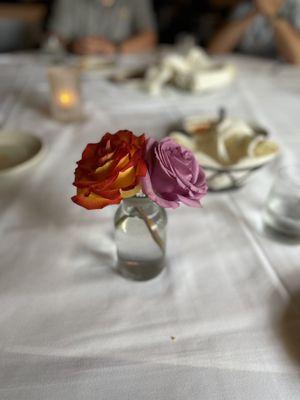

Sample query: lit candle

[48,67,84,122]
[57,90,77,109]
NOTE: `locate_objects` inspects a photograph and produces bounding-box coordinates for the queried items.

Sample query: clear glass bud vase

[114,196,167,281]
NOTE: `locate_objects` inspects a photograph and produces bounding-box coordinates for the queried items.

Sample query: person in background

[49,0,157,54]
[208,0,300,65]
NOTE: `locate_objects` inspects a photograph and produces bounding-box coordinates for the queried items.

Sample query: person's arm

[120,30,157,54]
[49,0,116,54]
[119,0,157,54]
[255,0,300,65]
[72,37,116,55]
[271,19,300,65]
[208,10,258,54]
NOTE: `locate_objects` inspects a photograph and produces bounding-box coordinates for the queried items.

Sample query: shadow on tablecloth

[278,289,300,367]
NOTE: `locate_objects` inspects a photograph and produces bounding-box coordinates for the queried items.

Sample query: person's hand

[73,37,116,55]
[254,0,285,18]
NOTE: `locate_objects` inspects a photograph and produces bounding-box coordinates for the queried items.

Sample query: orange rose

[72,130,147,210]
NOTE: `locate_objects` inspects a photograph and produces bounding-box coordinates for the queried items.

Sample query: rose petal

[113,167,136,189]
[141,171,179,209]
[177,195,201,207]
[72,192,121,210]
[120,185,141,199]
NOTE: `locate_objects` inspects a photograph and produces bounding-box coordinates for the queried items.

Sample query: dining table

[0,50,300,400]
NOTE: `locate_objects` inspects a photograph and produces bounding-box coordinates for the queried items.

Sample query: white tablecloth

[0,53,300,400]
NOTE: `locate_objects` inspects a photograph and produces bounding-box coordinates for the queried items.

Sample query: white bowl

[0,132,44,178]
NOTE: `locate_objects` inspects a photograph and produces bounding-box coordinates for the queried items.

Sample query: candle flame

[58,91,76,107]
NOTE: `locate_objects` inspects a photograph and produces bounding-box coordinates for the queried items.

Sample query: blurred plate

[108,67,147,83]
[0,132,44,177]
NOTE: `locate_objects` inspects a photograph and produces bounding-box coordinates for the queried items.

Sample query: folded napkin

[145,47,236,95]
[174,64,236,92]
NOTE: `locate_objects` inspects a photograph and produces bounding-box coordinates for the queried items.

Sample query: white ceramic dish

[0,132,44,177]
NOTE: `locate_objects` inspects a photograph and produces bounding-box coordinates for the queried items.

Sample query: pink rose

[141,138,207,208]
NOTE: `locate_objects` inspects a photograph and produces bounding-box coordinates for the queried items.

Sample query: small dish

[0,132,44,177]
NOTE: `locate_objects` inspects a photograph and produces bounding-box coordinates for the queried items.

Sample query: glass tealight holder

[264,164,300,238]
[48,66,84,122]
